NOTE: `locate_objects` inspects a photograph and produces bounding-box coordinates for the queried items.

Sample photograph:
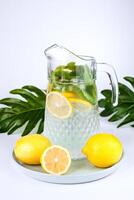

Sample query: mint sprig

[51,62,97,105]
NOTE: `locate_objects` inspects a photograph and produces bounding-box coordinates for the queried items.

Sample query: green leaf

[118,113,134,127]
[0,85,46,135]
[101,90,112,98]
[99,76,134,128]
[124,76,134,88]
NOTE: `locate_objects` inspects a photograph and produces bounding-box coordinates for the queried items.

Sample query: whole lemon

[82,133,123,168]
[14,134,52,165]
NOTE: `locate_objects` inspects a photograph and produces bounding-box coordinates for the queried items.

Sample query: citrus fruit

[46,91,73,119]
[82,133,123,168]
[62,92,77,98]
[41,145,71,175]
[69,98,93,107]
[14,134,52,165]
[68,98,93,111]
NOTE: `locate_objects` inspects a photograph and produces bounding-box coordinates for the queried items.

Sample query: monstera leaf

[99,76,134,128]
[0,86,46,135]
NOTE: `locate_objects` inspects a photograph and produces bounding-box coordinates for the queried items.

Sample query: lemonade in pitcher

[44,61,99,159]
[44,44,118,159]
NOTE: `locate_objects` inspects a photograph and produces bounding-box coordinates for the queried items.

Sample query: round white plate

[12,153,123,184]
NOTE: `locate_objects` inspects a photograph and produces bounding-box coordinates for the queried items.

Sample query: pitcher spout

[44,44,61,57]
[44,43,78,63]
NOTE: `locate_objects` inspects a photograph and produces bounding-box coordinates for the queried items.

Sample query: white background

[0,0,134,200]
[0,0,134,97]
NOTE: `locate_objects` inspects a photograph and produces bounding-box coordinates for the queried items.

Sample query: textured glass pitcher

[43,44,118,160]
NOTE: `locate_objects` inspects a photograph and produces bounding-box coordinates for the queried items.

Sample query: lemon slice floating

[69,98,92,107]
[62,91,77,98]
[41,145,71,175]
[46,92,73,119]
[68,98,93,111]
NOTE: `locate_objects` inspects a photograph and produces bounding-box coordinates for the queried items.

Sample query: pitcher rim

[44,44,96,62]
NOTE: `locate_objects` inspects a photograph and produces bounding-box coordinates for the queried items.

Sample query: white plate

[12,153,123,184]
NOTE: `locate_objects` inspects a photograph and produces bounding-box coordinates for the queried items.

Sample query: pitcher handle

[97,63,119,106]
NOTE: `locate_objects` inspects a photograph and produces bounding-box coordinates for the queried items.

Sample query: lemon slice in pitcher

[68,98,93,111]
[41,145,71,175]
[62,91,77,98]
[46,92,73,119]
[69,98,92,107]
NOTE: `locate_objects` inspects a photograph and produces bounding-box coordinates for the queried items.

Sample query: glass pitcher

[43,44,118,160]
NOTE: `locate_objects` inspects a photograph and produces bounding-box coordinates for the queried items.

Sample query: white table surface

[0,119,134,200]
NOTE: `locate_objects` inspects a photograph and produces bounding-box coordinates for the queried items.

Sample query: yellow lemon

[82,133,123,168]
[62,92,77,98]
[46,92,73,119]
[41,145,71,175]
[68,98,93,112]
[14,134,52,165]
[69,98,93,108]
